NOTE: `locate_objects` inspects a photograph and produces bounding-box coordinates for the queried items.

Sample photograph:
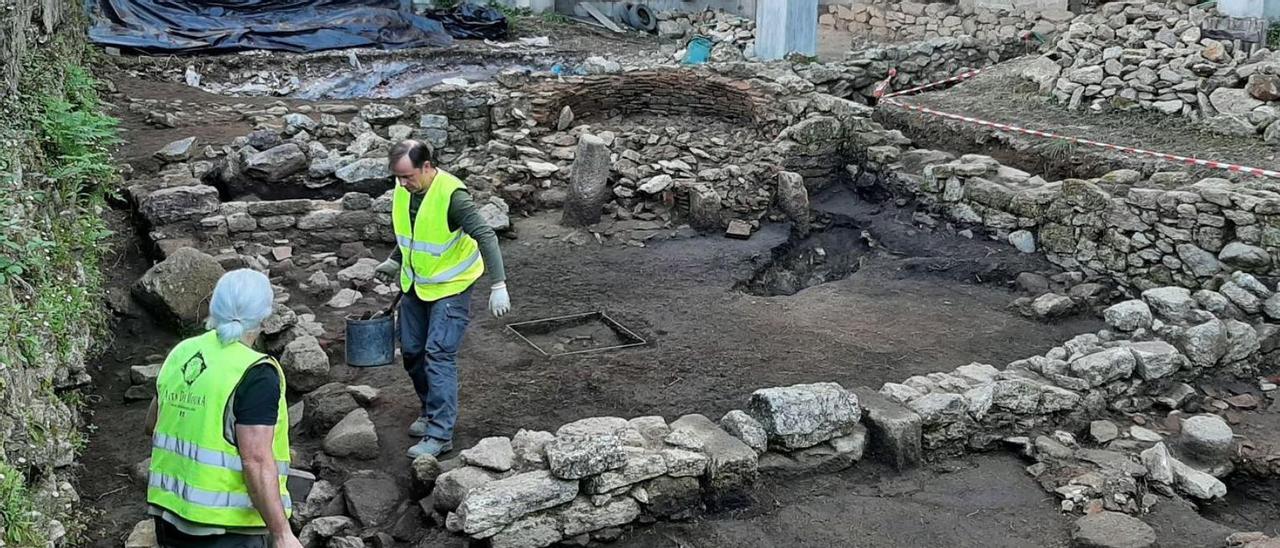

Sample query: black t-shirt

[231,363,280,427]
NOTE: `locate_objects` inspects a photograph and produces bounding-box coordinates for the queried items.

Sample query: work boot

[407,437,453,459]
[408,417,430,438]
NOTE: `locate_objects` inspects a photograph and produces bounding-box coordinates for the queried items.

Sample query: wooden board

[582,2,624,33]
[1201,15,1267,44]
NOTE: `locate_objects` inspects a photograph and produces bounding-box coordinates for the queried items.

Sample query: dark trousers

[399,286,473,441]
[154,518,266,548]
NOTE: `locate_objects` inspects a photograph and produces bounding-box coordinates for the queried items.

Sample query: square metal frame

[505,311,648,358]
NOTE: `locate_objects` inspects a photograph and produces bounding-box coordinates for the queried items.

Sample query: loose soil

[875,56,1280,183]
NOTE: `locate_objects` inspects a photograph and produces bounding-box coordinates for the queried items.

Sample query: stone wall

[819,0,1074,45]
[1024,0,1280,142]
[863,139,1280,294]
[0,0,107,544]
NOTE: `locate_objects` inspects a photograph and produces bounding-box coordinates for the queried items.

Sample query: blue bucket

[345,313,396,367]
[683,36,712,65]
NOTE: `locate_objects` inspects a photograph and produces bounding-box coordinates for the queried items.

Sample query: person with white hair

[144,269,301,548]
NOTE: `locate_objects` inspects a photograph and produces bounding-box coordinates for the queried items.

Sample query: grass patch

[0,462,46,546]
[1269,22,1280,50]
[0,14,120,547]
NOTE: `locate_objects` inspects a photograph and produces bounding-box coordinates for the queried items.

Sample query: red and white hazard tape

[881,68,984,99]
[873,69,1280,179]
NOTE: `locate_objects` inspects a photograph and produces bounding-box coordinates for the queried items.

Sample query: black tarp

[88,0,507,54]
[427,2,508,40]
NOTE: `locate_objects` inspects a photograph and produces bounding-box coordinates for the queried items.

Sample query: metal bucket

[345,313,396,367]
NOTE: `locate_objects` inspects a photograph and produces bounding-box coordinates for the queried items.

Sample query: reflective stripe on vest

[149,472,293,510]
[392,170,484,301]
[402,249,480,285]
[148,331,292,528]
[396,231,462,256]
[152,433,289,476]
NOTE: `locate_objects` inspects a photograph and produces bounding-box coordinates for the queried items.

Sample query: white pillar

[755,0,818,61]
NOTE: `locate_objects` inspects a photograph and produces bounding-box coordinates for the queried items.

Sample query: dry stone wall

[1025,0,1280,142]
[867,142,1280,293]
[820,0,1075,45]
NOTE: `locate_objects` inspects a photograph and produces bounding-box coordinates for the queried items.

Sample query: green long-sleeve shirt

[388,189,507,284]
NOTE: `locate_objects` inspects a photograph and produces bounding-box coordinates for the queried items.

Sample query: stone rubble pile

[822,0,1074,47]
[657,10,756,62]
[1026,0,1280,141]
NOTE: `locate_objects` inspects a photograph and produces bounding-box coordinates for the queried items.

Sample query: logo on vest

[181,353,207,385]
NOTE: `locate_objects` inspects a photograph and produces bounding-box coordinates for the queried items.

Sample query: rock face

[281,335,331,392]
[719,410,767,454]
[454,470,578,534]
[335,158,391,185]
[132,247,226,328]
[302,383,358,434]
[156,137,197,162]
[854,388,922,471]
[562,134,611,227]
[746,382,861,450]
[323,409,379,459]
[666,414,757,506]
[246,143,308,181]
[434,466,499,513]
[1068,347,1135,387]
[545,434,627,479]
[461,437,517,472]
[140,185,220,226]
[1071,511,1157,548]
[343,472,400,527]
[1103,300,1152,332]
[1179,415,1233,463]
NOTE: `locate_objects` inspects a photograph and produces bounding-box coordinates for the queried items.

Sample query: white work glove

[374,259,400,282]
[489,282,511,318]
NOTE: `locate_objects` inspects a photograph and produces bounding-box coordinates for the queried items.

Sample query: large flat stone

[544,434,627,480]
[667,414,758,508]
[852,387,922,471]
[1071,511,1157,548]
[455,470,578,535]
[746,382,861,450]
[583,448,668,494]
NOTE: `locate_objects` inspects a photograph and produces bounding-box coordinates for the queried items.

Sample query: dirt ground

[79,33,1275,547]
[876,56,1280,183]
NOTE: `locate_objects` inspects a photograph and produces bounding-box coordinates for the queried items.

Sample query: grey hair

[205,269,274,345]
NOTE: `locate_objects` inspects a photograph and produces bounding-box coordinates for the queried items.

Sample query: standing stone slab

[544,434,627,480]
[562,134,611,227]
[1129,341,1185,380]
[852,387,922,471]
[132,247,225,328]
[322,409,379,460]
[342,472,400,528]
[638,476,702,519]
[667,414,758,507]
[746,382,861,450]
[455,470,578,535]
[1179,415,1233,464]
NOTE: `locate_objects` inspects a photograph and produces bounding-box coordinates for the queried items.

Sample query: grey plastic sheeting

[87,0,467,54]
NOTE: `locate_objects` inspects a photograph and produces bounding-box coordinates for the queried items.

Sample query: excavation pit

[506,311,647,358]
[736,217,871,297]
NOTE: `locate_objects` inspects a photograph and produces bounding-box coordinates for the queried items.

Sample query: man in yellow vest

[375,139,510,459]
[144,269,301,548]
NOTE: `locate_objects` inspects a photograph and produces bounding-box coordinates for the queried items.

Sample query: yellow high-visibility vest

[393,170,485,301]
[147,331,291,528]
